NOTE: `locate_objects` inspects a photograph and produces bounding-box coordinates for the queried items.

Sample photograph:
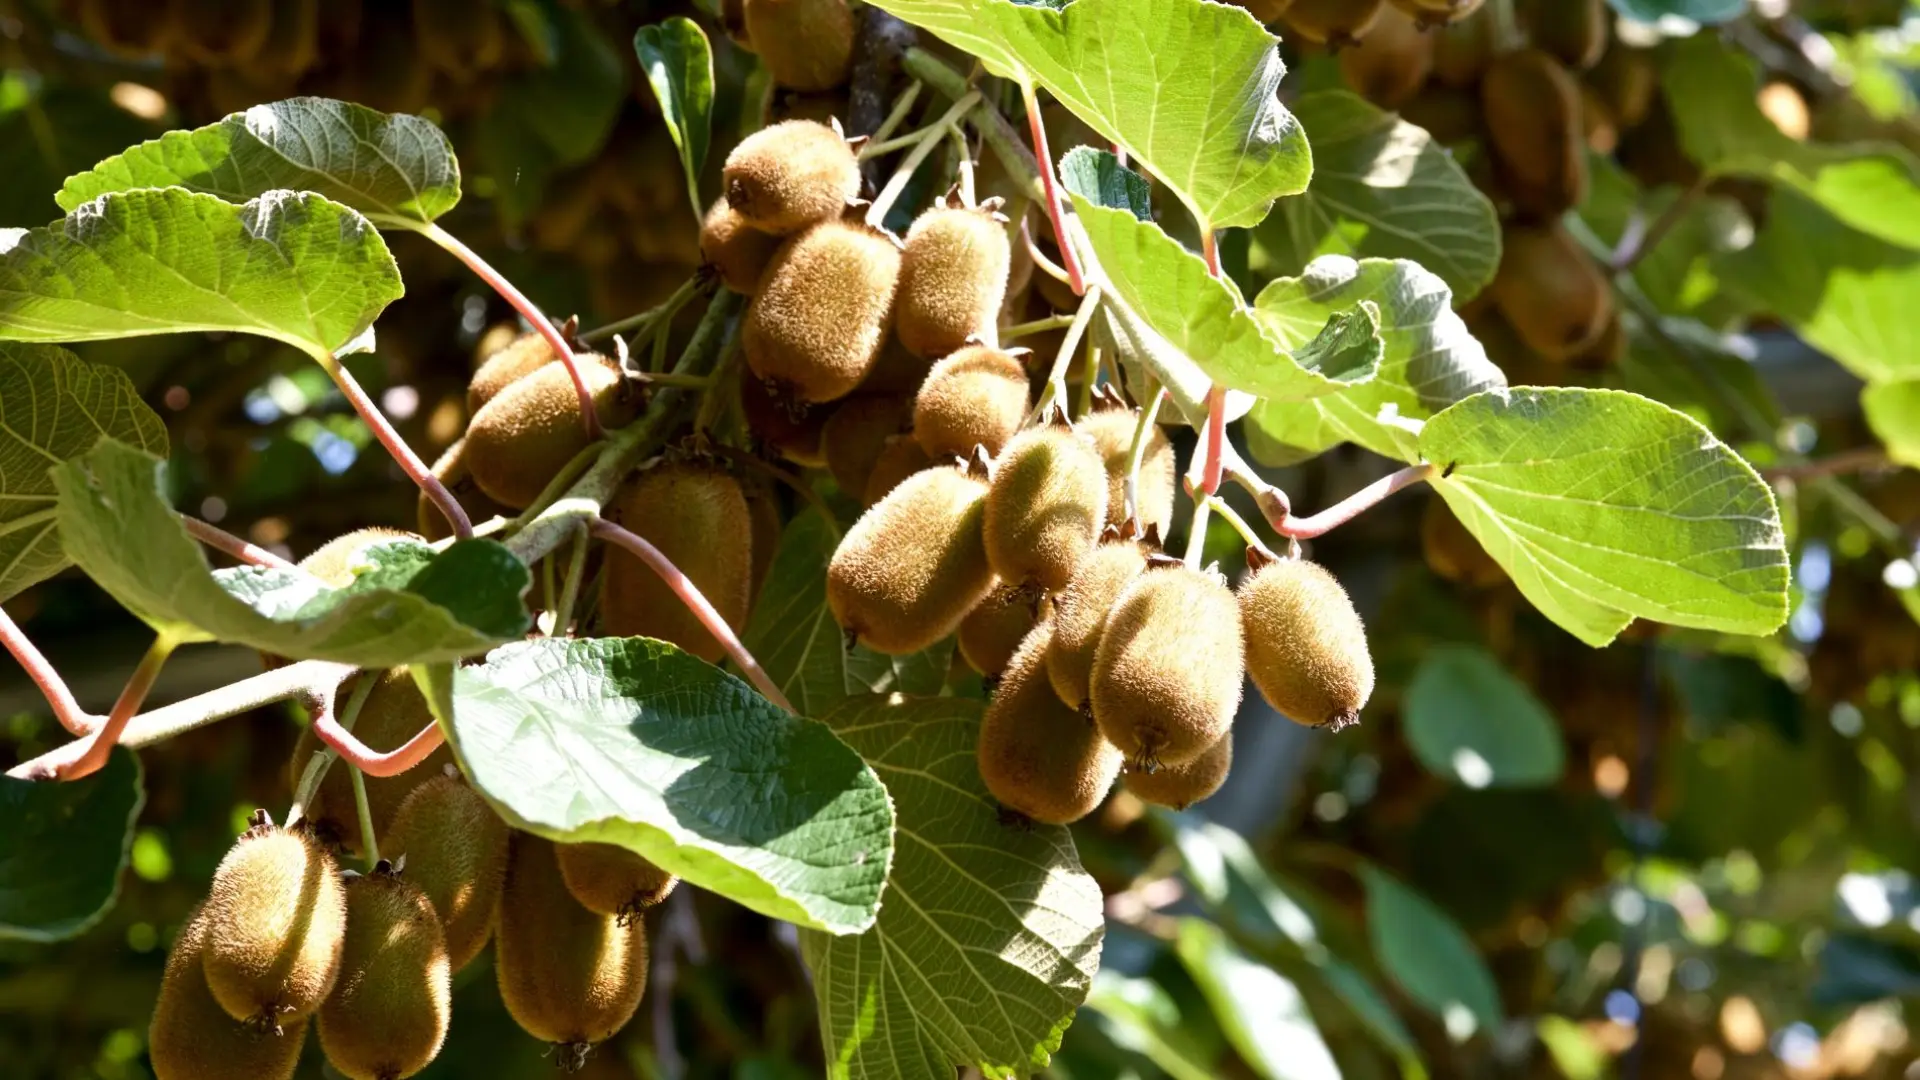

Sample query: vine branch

[10,632,179,781]
[1250,464,1438,540]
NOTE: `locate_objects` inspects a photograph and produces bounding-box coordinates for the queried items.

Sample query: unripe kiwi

[1124,733,1232,810]
[863,434,934,506]
[1340,3,1433,109]
[1520,0,1607,71]
[466,352,638,509]
[701,197,781,296]
[1239,558,1375,729]
[600,462,753,663]
[977,624,1124,824]
[744,220,902,404]
[1279,0,1383,47]
[176,0,272,65]
[1421,497,1506,588]
[413,0,504,81]
[740,368,830,467]
[417,438,513,543]
[895,204,1013,359]
[1489,223,1613,362]
[984,426,1109,592]
[386,775,510,973]
[1079,410,1176,537]
[317,871,451,1080]
[1481,49,1588,218]
[556,843,678,918]
[150,908,308,1080]
[958,584,1041,677]
[287,668,452,854]
[723,120,861,235]
[496,834,649,1051]
[1047,539,1151,710]
[1090,565,1245,767]
[822,394,913,498]
[200,824,348,1028]
[468,332,557,416]
[741,0,854,92]
[912,346,1031,460]
[828,463,997,654]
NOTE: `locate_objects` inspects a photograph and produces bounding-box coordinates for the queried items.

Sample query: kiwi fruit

[1239,558,1375,729]
[385,775,510,973]
[859,337,935,396]
[287,668,452,855]
[299,527,418,588]
[1401,87,1485,146]
[740,367,830,467]
[723,120,861,235]
[744,220,903,404]
[896,204,1013,359]
[1489,222,1613,362]
[1521,0,1607,71]
[200,823,348,1028]
[1233,0,1295,22]
[978,624,1125,824]
[913,346,1031,460]
[417,438,513,543]
[149,907,308,1080]
[828,462,998,654]
[1759,81,1811,141]
[413,0,504,81]
[1339,3,1434,109]
[1430,8,1497,88]
[741,0,854,92]
[245,0,318,79]
[1278,0,1383,47]
[1387,0,1485,27]
[864,434,934,506]
[822,394,914,498]
[600,462,754,662]
[556,843,678,918]
[1079,409,1176,537]
[745,479,784,602]
[1046,538,1151,710]
[1124,733,1232,810]
[1583,85,1621,155]
[1481,49,1588,218]
[175,0,272,65]
[468,333,557,416]
[958,584,1041,677]
[700,197,782,296]
[1591,45,1657,129]
[316,870,451,1080]
[984,426,1110,592]
[496,834,649,1052]
[1090,564,1245,767]
[77,0,178,57]
[466,352,638,509]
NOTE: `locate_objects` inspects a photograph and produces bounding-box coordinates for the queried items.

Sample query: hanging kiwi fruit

[977,623,1125,825]
[1239,558,1375,730]
[828,460,998,654]
[744,219,903,404]
[600,460,755,662]
[1090,564,1246,768]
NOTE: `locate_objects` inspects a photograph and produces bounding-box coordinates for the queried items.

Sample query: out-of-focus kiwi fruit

[864,434,935,506]
[977,624,1124,825]
[555,843,678,919]
[828,463,998,654]
[149,906,309,1080]
[1048,538,1151,710]
[1481,49,1588,217]
[468,333,557,416]
[600,462,754,663]
[385,775,510,973]
[76,0,180,58]
[1401,87,1485,146]
[175,0,272,65]
[200,824,347,1028]
[1124,732,1232,810]
[822,394,914,498]
[1520,0,1607,71]
[298,528,419,589]
[740,367,831,467]
[418,438,514,543]
[723,120,861,235]
[744,220,903,404]
[1582,85,1621,154]
[896,204,1013,359]
[246,0,318,78]
[316,870,451,1080]
[287,668,453,855]
[1278,0,1384,47]
[1422,497,1507,588]
[412,0,504,82]
[1239,558,1375,729]
[741,0,854,92]
[495,834,649,1054]
[744,479,784,602]
[1079,409,1176,537]
[1758,81,1812,141]
[858,337,935,396]
[984,426,1110,592]
[913,346,1031,460]
[1590,45,1657,129]
[1489,222,1613,362]
[701,197,782,296]
[1430,7,1497,87]
[1339,3,1433,109]
[466,353,638,509]
[1091,565,1245,767]
[1229,0,1295,23]
[958,583,1041,677]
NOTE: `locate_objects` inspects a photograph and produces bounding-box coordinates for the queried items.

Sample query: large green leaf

[0,747,142,942]
[1404,646,1565,788]
[869,0,1309,228]
[1421,388,1789,646]
[0,188,401,359]
[54,440,529,665]
[435,637,892,935]
[1863,380,1920,469]
[1173,919,1339,1080]
[1250,255,1506,463]
[633,18,714,222]
[1361,865,1502,1038]
[55,97,460,227]
[1258,91,1500,303]
[0,343,166,603]
[800,695,1104,1079]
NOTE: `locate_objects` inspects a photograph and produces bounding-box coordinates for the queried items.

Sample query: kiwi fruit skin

[723,120,861,235]
[1481,49,1587,218]
[468,332,557,416]
[286,668,453,855]
[496,834,649,1049]
[741,0,854,92]
[859,336,935,396]
[1591,45,1656,129]
[912,346,1031,460]
[828,464,998,655]
[744,220,903,404]
[299,527,419,588]
[149,907,309,1080]
[740,367,831,467]
[1239,559,1375,729]
[385,775,510,973]
[1521,0,1607,71]
[418,439,513,542]
[1430,9,1497,88]
[600,462,754,663]
[984,427,1110,592]
[317,872,452,1080]
[863,434,934,506]
[413,0,504,80]
[1489,223,1613,362]
[466,353,637,509]
[896,206,1013,359]
[958,583,1041,677]
[1279,0,1383,46]
[1080,409,1176,538]
[745,479,784,602]
[822,394,913,498]
[1388,0,1485,26]
[1124,732,1232,810]
[701,197,782,296]
[555,843,678,918]
[1339,3,1433,109]
[200,825,348,1027]
[1047,539,1151,710]
[977,624,1124,825]
[1090,565,1246,767]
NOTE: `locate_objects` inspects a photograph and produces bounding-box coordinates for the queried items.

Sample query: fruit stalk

[10,631,179,780]
[1002,313,1078,341]
[181,515,301,572]
[309,695,448,779]
[0,607,96,736]
[1032,284,1103,419]
[577,275,703,345]
[867,89,981,226]
[1123,387,1167,530]
[1610,177,1705,273]
[319,351,473,542]
[868,81,924,147]
[1205,495,1274,560]
[1199,383,1227,498]
[553,524,592,633]
[1020,80,1088,296]
[1264,463,1439,540]
[288,673,375,831]
[899,48,1043,203]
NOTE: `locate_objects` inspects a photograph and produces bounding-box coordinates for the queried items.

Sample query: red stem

[589,519,795,714]
[0,606,96,736]
[11,634,175,781]
[180,515,299,572]
[1202,227,1222,278]
[1200,384,1227,497]
[1022,85,1088,297]
[1270,464,1437,540]
[311,705,446,778]
[322,355,473,541]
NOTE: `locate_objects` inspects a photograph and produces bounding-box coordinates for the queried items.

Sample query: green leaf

[54,440,529,665]
[0,188,401,359]
[1608,0,1745,22]
[1173,919,1339,1080]
[634,18,715,222]
[1058,146,1152,222]
[1421,388,1790,646]
[55,97,461,227]
[436,637,893,935]
[1257,91,1501,302]
[0,747,142,942]
[0,343,166,603]
[868,0,1309,228]
[1250,255,1506,463]
[1360,865,1503,1038]
[800,695,1104,1079]
[1083,971,1224,1080]
[743,508,953,716]
[1404,646,1565,788]
[1863,379,1920,468]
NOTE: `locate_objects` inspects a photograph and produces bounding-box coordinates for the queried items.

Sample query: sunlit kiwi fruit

[977,623,1124,825]
[895,203,1013,359]
[1046,538,1151,711]
[1123,732,1231,810]
[468,332,557,416]
[149,906,309,1080]
[741,0,854,92]
[1079,409,1175,537]
[200,823,347,1028]
[701,197,782,296]
[1489,222,1613,362]
[555,843,678,919]
[1090,564,1245,767]
[744,220,902,404]
[316,870,451,1080]
[465,352,638,509]
[1239,558,1375,729]
[1340,2,1433,109]
[983,426,1109,592]
[600,461,755,663]
[722,120,861,235]
[958,583,1041,677]
[912,346,1031,460]
[385,774,510,972]
[1481,49,1588,217]
[828,462,998,654]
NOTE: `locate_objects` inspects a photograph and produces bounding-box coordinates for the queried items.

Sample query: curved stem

[1001,313,1077,341]
[311,695,446,780]
[180,515,299,572]
[1206,495,1275,560]
[321,351,473,541]
[1020,80,1087,296]
[867,89,981,228]
[590,518,794,714]
[288,669,374,829]
[1268,464,1437,540]
[0,607,96,736]
[1021,217,1073,286]
[1184,494,1213,570]
[869,81,924,147]
[949,124,976,208]
[11,633,178,781]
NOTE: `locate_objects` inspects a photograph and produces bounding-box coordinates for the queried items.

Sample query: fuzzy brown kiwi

[1400,87,1485,146]
[1421,497,1506,588]
[822,394,914,498]
[978,623,1124,824]
[496,834,649,1053]
[958,583,1041,677]
[912,346,1031,460]
[863,434,934,506]
[701,197,782,296]
[1520,0,1606,71]
[1079,410,1176,537]
[316,870,451,1080]
[175,0,272,65]
[1239,558,1375,729]
[1489,222,1612,362]
[385,775,510,973]
[149,907,308,1080]
[1481,49,1588,218]
[740,367,830,467]
[466,352,638,509]
[1339,3,1434,109]
[984,426,1109,592]
[600,462,754,662]
[417,438,513,543]
[828,462,998,654]
[722,120,861,235]
[745,220,902,404]
[741,0,854,91]
[200,823,348,1028]
[1046,538,1151,710]
[895,204,1013,359]
[556,843,678,919]
[1279,0,1383,47]
[1090,564,1245,767]
[286,669,453,855]
[1123,732,1232,810]
[467,332,557,416]
[413,0,504,81]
